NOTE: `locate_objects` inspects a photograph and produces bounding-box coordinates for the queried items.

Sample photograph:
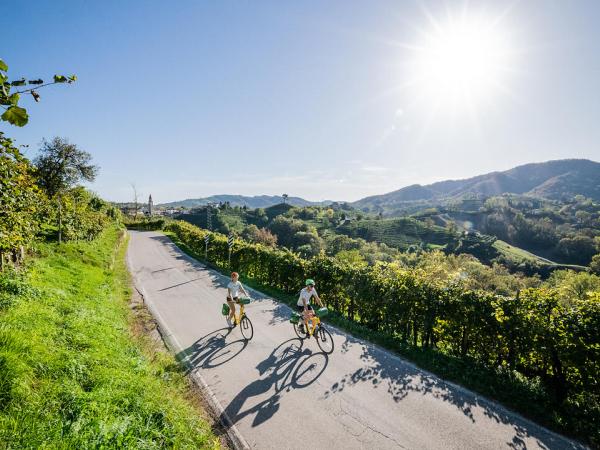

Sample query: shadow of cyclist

[177,328,249,372]
[220,338,329,428]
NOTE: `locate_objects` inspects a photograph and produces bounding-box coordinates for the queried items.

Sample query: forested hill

[159,195,332,209]
[353,159,600,212]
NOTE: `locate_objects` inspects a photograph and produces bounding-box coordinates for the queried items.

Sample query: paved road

[127,231,583,450]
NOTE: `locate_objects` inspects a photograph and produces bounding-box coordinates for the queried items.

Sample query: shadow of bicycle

[176,328,249,371]
[220,338,329,428]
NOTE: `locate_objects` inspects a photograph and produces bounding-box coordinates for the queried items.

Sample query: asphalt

[126,230,585,450]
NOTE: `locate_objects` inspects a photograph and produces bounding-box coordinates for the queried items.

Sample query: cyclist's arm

[300,294,308,311]
[314,293,323,307]
[312,290,323,307]
[240,284,250,298]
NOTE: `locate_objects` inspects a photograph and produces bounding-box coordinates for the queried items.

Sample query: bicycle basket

[221,303,230,316]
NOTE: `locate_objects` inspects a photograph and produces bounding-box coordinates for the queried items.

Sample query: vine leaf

[1,105,29,126]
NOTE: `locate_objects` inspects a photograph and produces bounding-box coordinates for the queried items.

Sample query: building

[148,194,153,216]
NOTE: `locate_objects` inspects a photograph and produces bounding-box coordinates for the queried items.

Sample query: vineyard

[337,217,458,249]
[164,219,600,446]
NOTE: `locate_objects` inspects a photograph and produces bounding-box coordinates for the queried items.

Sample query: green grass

[0,226,221,449]
[493,239,551,264]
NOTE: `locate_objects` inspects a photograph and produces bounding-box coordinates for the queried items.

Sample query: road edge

[125,231,251,450]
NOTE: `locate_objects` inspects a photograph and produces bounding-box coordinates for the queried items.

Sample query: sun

[407,11,514,113]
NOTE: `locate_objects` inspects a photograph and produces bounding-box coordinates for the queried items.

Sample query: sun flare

[407,12,514,112]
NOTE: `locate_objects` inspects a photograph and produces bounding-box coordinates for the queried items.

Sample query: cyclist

[226,272,250,328]
[297,278,323,338]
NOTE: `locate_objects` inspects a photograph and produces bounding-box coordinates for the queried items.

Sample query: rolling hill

[353,159,600,213]
[159,194,332,209]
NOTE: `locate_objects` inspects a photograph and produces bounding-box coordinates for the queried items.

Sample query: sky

[3,0,600,203]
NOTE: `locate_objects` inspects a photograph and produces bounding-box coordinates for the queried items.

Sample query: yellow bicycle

[290,307,334,354]
[222,297,254,340]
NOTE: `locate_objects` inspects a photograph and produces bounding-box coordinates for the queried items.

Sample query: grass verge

[0,226,221,449]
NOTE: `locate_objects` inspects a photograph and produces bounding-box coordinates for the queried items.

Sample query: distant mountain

[353,159,600,213]
[158,195,332,209]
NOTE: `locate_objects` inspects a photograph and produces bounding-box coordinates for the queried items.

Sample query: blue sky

[3,0,600,203]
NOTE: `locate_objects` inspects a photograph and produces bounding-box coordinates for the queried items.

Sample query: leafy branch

[0,58,76,127]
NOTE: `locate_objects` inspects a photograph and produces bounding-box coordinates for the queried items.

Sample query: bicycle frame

[303,313,321,336]
[230,302,247,325]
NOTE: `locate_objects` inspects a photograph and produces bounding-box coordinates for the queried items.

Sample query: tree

[0,58,76,127]
[282,193,289,204]
[589,254,600,275]
[34,137,98,242]
[241,224,278,247]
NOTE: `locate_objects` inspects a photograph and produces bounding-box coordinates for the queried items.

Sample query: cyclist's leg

[296,305,307,332]
[227,297,236,323]
[303,304,314,335]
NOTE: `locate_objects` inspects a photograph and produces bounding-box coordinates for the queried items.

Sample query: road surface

[126,231,583,450]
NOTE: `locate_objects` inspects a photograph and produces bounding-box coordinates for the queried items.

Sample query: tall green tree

[33,137,98,242]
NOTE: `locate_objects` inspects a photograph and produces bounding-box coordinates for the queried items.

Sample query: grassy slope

[337,217,455,250]
[0,226,220,449]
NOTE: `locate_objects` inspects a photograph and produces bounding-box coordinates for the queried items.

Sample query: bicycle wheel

[240,315,254,341]
[316,326,334,354]
[293,321,308,339]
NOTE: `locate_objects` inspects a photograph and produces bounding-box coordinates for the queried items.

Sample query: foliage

[33,137,98,198]
[590,254,600,275]
[0,58,75,127]
[166,219,600,445]
[124,217,166,231]
[241,224,277,247]
[544,270,600,303]
[0,133,44,261]
[0,227,220,447]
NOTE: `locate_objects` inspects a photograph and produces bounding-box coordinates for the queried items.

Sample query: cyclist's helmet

[305,278,315,286]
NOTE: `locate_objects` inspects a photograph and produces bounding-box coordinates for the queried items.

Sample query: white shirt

[227,280,243,298]
[297,287,318,306]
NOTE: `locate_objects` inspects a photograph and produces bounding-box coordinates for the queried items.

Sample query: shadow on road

[177,328,249,371]
[220,338,329,428]
[325,337,583,450]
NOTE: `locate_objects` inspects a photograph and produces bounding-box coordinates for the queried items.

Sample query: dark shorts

[227,296,240,303]
[297,304,313,313]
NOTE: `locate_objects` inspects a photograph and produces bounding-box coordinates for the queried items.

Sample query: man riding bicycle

[297,278,323,338]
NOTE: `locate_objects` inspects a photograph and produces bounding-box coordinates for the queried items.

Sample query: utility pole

[206,203,212,231]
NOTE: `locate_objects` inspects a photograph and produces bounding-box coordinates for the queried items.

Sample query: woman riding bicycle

[297,278,323,338]
[226,272,250,328]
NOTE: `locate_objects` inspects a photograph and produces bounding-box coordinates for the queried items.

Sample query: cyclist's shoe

[299,324,305,333]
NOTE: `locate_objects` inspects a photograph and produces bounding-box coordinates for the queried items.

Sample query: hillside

[353,159,600,213]
[159,194,332,209]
